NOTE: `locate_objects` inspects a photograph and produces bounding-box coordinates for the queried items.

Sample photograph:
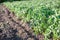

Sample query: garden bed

[0,5,44,40]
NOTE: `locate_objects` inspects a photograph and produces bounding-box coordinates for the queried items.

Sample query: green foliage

[3,0,60,40]
[0,0,29,3]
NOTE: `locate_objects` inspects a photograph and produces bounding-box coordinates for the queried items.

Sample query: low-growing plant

[3,0,60,40]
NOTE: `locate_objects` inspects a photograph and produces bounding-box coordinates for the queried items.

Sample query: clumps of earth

[0,4,44,40]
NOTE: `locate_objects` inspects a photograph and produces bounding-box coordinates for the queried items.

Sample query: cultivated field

[0,0,60,40]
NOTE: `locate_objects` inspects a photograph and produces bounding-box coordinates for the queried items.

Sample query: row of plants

[3,0,60,40]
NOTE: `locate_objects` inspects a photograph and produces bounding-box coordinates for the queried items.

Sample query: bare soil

[0,4,44,40]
